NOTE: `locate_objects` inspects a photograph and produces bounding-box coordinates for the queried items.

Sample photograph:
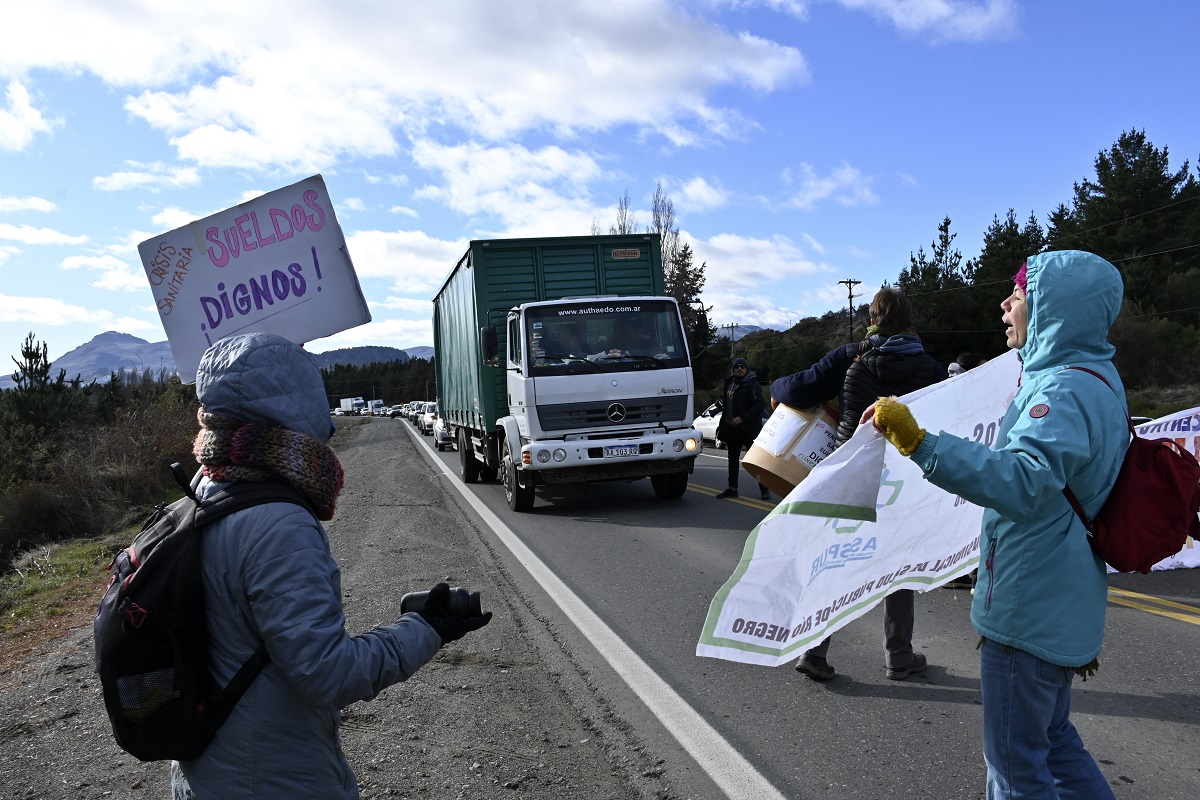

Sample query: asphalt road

[398,415,1200,800]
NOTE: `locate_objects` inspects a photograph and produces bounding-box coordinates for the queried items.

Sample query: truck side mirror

[481,325,499,366]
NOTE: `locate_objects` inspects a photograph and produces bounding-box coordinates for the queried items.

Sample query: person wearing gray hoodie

[171,332,491,800]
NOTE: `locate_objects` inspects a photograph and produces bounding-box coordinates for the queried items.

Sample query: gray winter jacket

[173,332,441,799]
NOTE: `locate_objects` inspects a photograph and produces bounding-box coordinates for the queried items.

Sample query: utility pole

[721,323,740,358]
[837,279,861,341]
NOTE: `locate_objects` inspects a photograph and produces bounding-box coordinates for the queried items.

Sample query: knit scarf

[193,409,344,521]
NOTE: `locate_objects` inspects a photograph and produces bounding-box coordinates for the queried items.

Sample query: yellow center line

[1108,586,1200,613]
[1107,588,1200,625]
[689,485,775,510]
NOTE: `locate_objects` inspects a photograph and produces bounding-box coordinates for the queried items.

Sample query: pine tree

[896,217,969,363]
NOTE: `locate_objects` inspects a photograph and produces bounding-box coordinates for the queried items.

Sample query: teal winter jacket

[912,251,1127,667]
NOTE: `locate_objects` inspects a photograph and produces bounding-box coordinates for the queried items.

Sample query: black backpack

[94,463,312,762]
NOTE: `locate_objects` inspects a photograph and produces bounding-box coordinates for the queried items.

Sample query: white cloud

[0,194,56,213]
[831,0,1019,41]
[0,245,18,265]
[388,206,419,218]
[112,316,158,332]
[377,296,435,314]
[677,177,729,212]
[0,223,87,246]
[149,207,202,231]
[59,254,147,292]
[340,198,366,213]
[412,141,606,235]
[0,81,54,150]
[93,162,201,192]
[346,228,466,295]
[801,232,826,254]
[0,293,112,325]
[693,231,831,292]
[2,3,806,172]
[786,162,879,210]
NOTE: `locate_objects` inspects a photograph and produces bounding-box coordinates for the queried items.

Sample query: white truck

[340,397,365,415]
[433,234,702,511]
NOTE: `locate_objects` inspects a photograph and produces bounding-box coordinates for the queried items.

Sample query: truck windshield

[525,299,688,376]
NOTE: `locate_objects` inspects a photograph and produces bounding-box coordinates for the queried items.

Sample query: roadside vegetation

[2,129,1199,656]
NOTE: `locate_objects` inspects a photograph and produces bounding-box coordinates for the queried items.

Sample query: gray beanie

[195,332,333,442]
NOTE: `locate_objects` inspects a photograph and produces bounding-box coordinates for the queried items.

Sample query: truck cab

[487,296,701,510]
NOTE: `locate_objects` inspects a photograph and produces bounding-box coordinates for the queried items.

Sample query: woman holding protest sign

[863,251,1124,799]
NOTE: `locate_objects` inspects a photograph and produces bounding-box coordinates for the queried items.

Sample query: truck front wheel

[459,428,480,483]
[651,471,689,499]
[502,448,535,512]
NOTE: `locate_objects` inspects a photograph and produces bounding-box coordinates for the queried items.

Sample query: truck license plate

[604,444,639,458]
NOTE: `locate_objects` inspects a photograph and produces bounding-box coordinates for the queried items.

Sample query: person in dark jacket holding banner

[770,287,946,681]
[715,357,771,501]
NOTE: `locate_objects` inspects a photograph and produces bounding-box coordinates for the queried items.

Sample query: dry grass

[0,534,124,682]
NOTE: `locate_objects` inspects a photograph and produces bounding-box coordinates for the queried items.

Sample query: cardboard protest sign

[696,351,1022,667]
[138,175,370,382]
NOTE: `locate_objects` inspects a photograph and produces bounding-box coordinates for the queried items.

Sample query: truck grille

[535,396,688,432]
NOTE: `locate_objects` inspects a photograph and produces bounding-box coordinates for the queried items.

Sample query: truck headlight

[553,448,567,462]
[536,449,551,463]
[684,437,698,452]
[673,438,684,452]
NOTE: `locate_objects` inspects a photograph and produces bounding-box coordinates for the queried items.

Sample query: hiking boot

[795,654,835,681]
[715,488,738,499]
[886,652,928,681]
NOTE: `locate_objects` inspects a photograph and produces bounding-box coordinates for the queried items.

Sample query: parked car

[418,402,438,435]
[692,403,725,449]
[433,415,454,451]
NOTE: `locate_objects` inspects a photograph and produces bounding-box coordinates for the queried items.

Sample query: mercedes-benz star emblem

[607,403,626,422]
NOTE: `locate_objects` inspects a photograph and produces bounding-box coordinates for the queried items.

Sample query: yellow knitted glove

[873,396,926,456]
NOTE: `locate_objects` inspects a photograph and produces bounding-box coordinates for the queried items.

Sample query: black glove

[415,582,492,647]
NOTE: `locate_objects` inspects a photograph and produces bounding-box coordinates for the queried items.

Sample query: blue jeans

[979,638,1114,800]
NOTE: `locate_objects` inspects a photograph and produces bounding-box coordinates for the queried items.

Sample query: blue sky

[2,1,1198,370]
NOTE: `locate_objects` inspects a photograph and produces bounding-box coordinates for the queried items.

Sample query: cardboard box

[741,403,840,497]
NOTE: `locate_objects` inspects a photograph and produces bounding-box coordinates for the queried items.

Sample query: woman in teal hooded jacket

[866,251,1125,799]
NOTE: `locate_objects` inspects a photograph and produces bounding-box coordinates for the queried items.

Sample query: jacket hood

[873,332,926,356]
[195,332,333,443]
[1019,250,1123,373]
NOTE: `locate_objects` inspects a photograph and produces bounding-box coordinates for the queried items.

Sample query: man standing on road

[864,251,1124,798]
[771,287,946,682]
[173,332,492,800]
[714,357,771,501]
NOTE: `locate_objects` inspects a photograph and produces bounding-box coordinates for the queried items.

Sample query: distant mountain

[0,331,176,390]
[403,346,434,360]
[308,345,411,369]
[0,332,430,389]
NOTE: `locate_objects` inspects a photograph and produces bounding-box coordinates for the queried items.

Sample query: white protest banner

[138,175,370,383]
[696,351,1022,667]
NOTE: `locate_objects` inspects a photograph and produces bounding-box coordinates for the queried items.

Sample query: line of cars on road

[384,400,455,450]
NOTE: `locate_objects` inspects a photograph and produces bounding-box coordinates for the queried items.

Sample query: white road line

[410,428,787,800]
